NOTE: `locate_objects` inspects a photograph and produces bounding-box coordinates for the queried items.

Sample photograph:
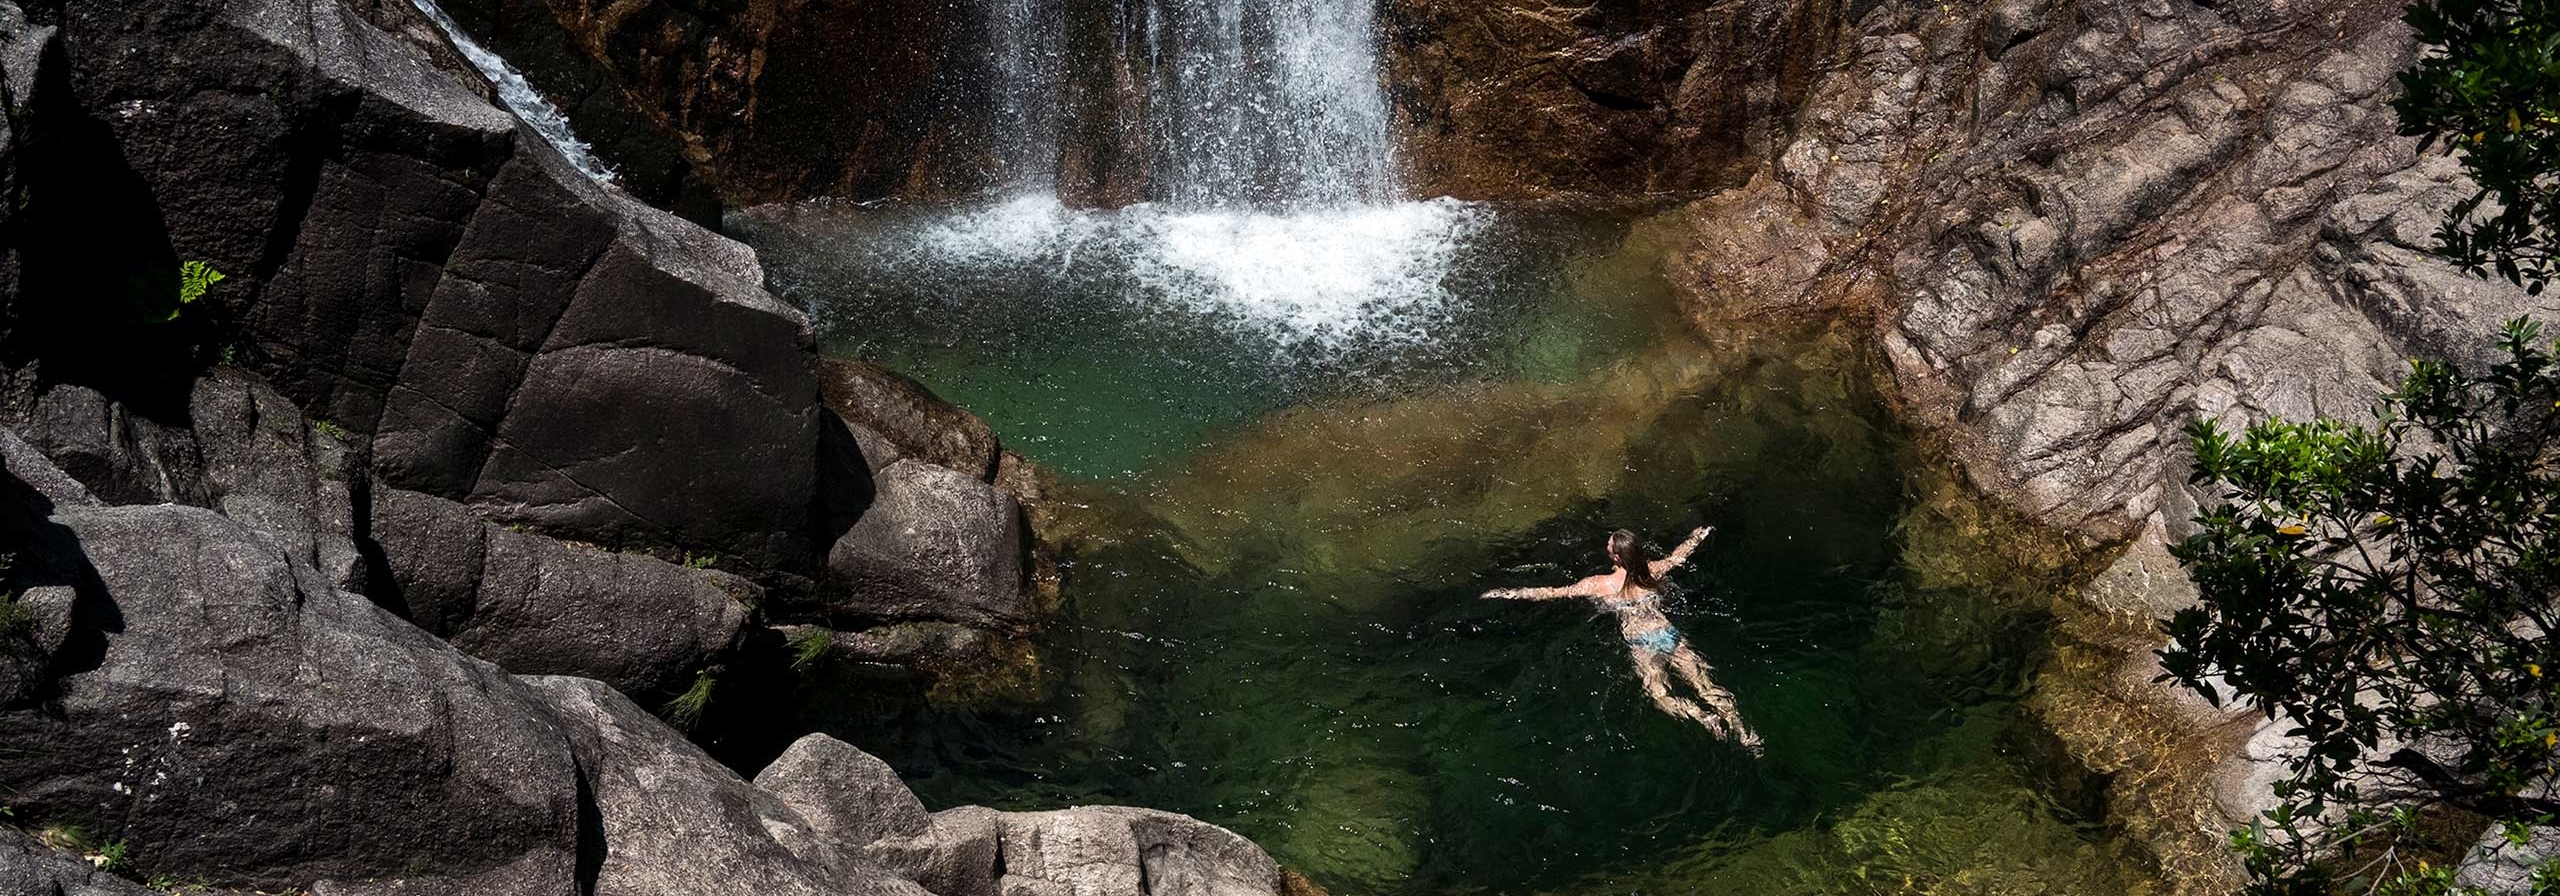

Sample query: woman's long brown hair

[1608,529,1661,590]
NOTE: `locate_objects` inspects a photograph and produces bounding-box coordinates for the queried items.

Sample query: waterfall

[1139,0,1398,207]
[406,0,617,183]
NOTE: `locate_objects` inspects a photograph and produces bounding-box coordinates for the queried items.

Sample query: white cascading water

[923,0,1482,351]
[407,0,617,183]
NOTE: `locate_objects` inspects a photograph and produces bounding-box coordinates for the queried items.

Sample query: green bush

[2164,318,2560,895]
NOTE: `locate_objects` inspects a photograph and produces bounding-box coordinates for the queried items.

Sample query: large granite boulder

[0,501,584,894]
[23,0,819,572]
[370,487,753,699]
[518,676,934,896]
[823,458,1030,629]
[754,733,999,896]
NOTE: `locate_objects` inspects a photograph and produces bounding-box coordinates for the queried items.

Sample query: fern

[168,261,224,322]
[681,551,719,570]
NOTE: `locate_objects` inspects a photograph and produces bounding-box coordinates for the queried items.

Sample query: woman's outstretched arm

[1651,526,1713,576]
[1482,575,1610,601]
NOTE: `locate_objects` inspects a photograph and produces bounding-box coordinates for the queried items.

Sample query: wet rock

[818,357,1002,480]
[823,459,1029,629]
[370,488,753,699]
[429,0,995,208]
[519,676,933,896]
[1385,0,1846,201]
[0,827,155,896]
[0,503,584,895]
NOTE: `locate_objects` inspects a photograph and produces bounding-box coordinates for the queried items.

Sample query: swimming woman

[1481,527,1762,754]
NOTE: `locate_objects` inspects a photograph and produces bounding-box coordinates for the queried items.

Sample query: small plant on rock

[167,261,223,322]
[311,419,348,441]
[681,551,719,570]
[788,628,833,672]
[663,666,720,730]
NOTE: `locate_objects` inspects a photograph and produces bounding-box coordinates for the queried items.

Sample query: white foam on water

[905,194,1488,351]
[408,0,617,183]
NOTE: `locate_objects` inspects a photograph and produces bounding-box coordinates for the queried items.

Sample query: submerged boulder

[370,487,753,699]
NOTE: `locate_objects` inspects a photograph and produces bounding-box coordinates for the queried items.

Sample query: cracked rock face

[28,0,820,572]
[1672,0,2559,543]
[0,500,585,894]
[1384,0,1848,201]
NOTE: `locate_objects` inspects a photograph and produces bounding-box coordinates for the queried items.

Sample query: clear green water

[734,201,2154,896]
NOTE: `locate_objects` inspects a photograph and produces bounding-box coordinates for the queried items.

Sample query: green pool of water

[734,199,2155,896]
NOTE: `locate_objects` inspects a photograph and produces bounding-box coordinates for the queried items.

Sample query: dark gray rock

[0,827,155,896]
[518,676,934,896]
[38,0,819,574]
[823,459,1028,628]
[2,370,370,594]
[0,503,582,895]
[0,428,96,511]
[370,487,752,699]
[190,369,368,593]
[817,357,1001,480]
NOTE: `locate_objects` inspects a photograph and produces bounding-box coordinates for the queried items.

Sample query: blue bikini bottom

[1626,627,1682,655]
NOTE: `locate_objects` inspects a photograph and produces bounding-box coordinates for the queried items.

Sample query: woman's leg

[1631,651,1726,735]
[1668,646,1763,755]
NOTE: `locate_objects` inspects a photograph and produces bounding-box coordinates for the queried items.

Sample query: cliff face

[433,0,1000,210]
[1382,0,1847,201]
